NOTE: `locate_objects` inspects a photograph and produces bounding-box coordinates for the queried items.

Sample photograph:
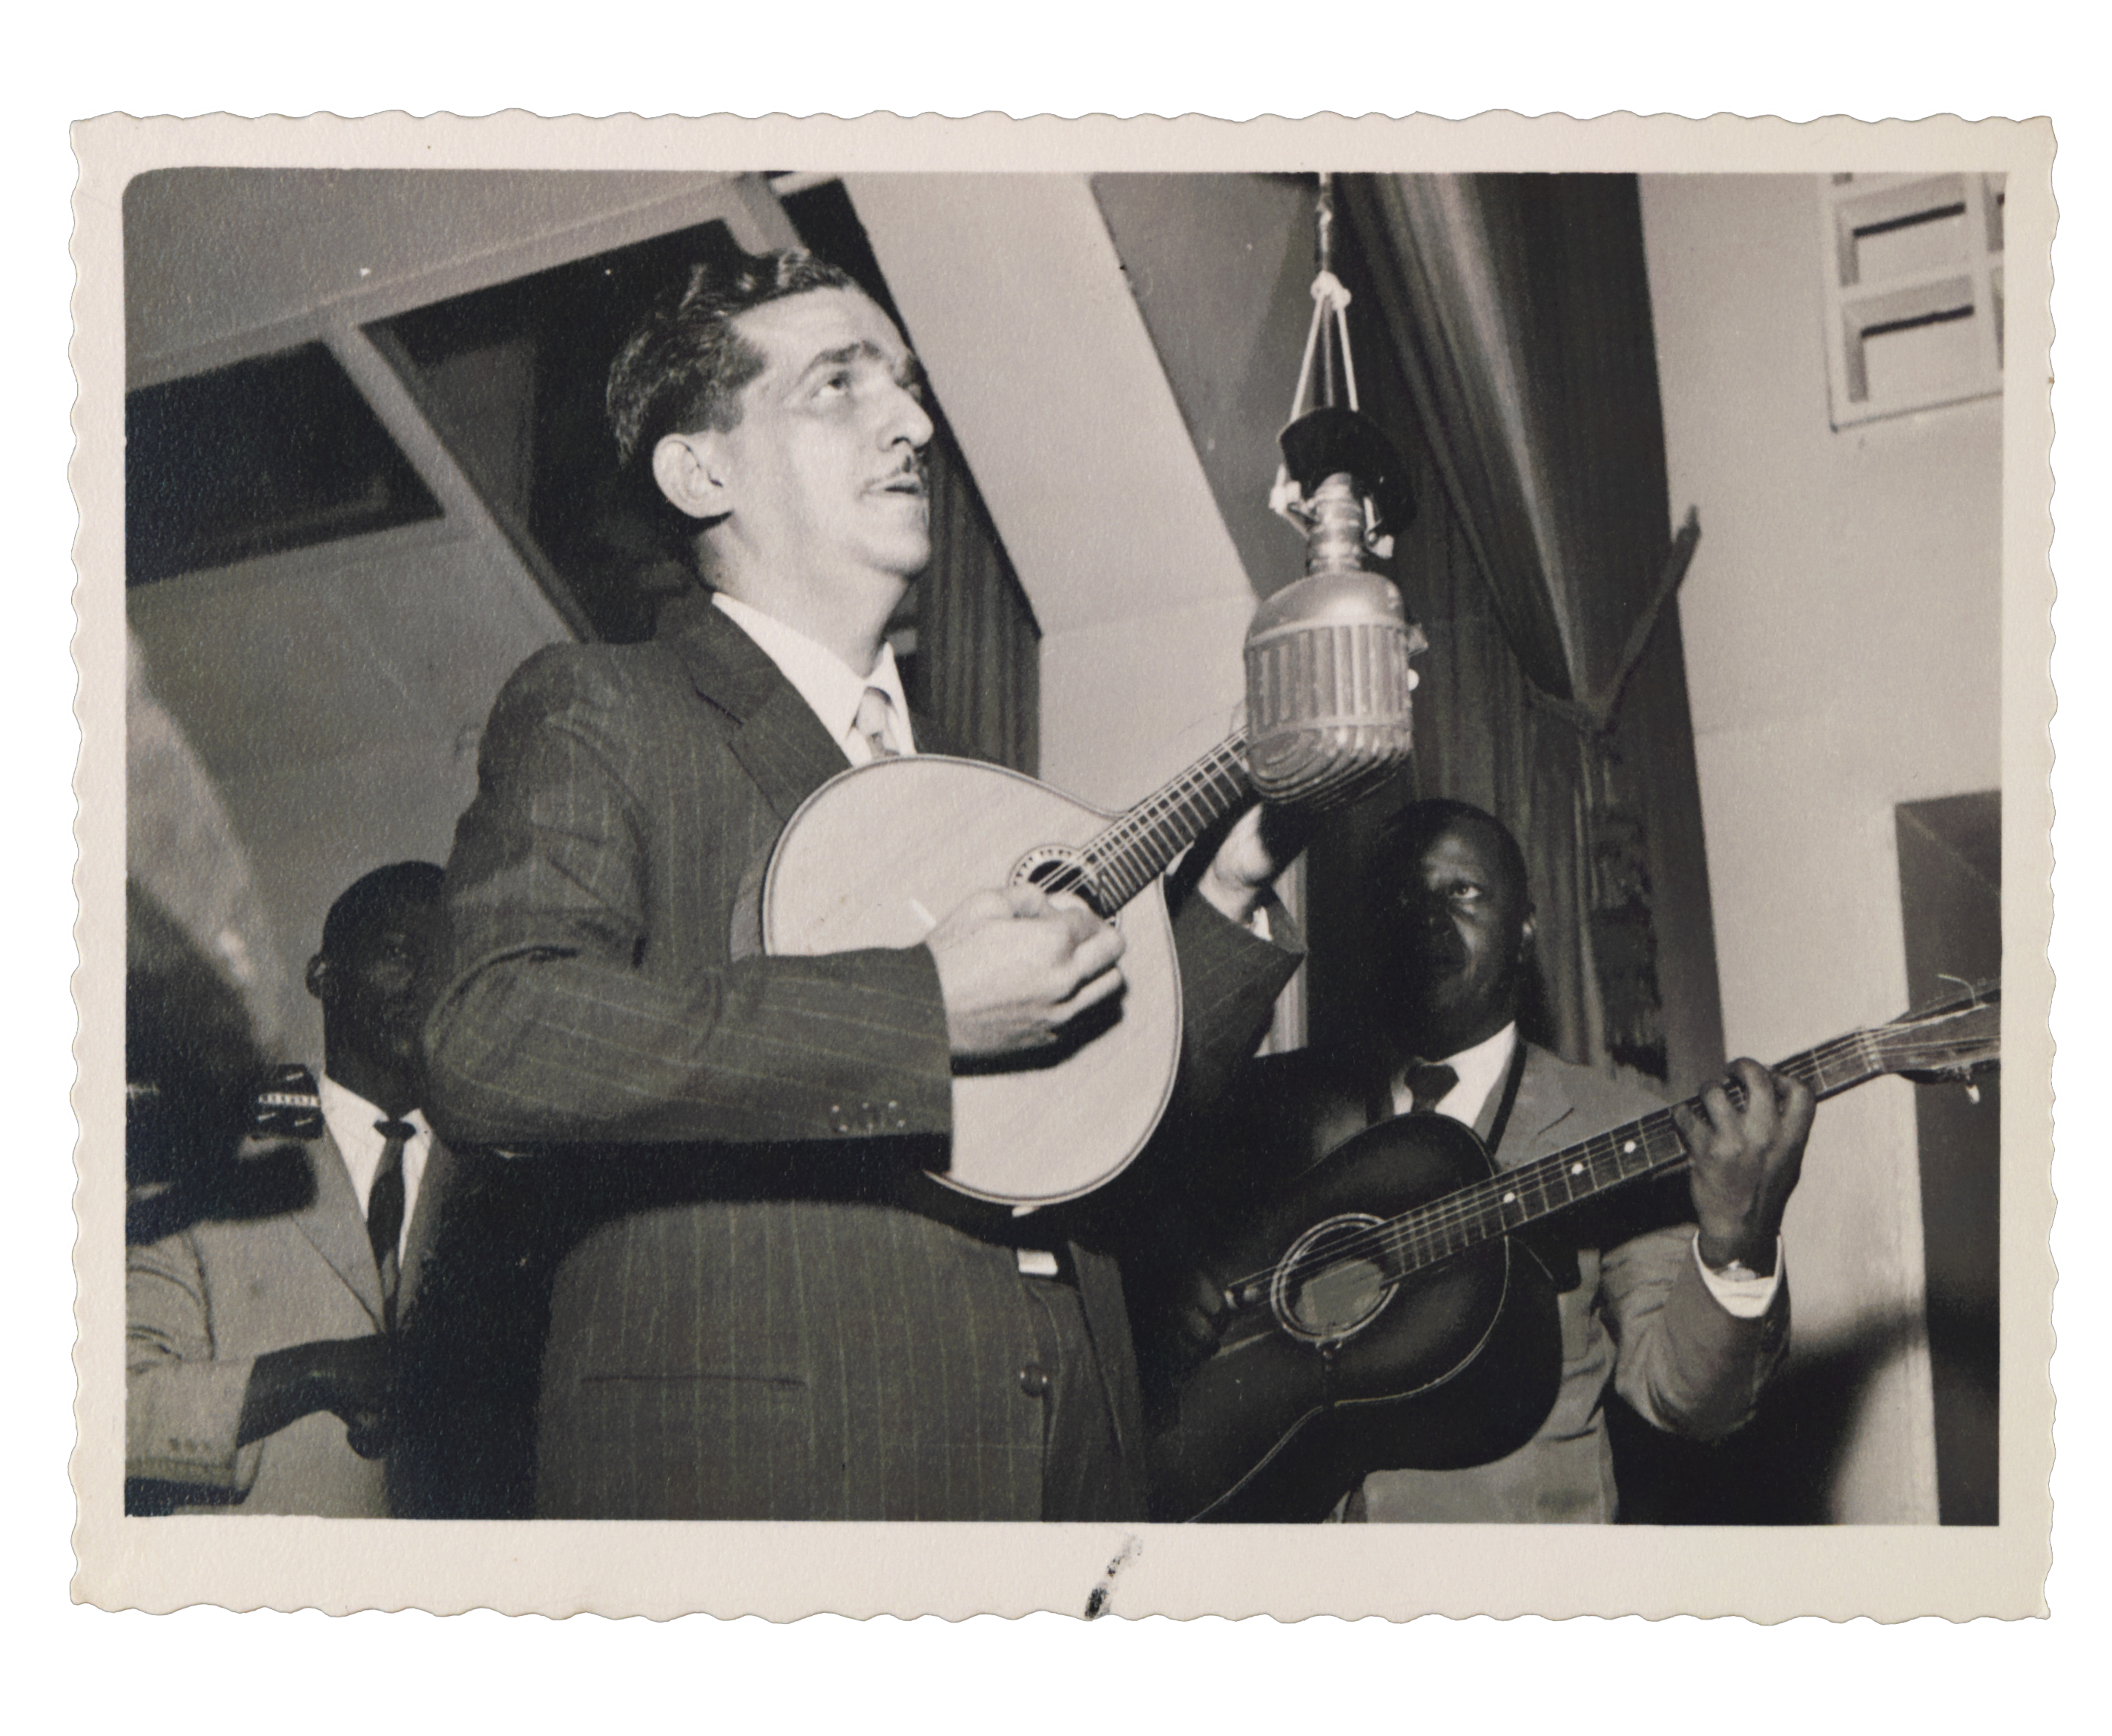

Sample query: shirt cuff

[1691,1233,1784,1318]
[1247,903,1273,943]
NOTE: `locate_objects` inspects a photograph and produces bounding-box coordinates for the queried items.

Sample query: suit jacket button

[1017,1362,1050,1398]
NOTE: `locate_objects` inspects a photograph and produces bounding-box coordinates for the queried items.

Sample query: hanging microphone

[1244,179,1428,811]
[1244,412,1425,809]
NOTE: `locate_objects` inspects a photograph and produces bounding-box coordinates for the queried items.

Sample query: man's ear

[651,429,734,523]
[1519,908,1537,958]
[304,952,330,1003]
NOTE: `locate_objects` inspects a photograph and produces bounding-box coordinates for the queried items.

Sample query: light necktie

[1402,1062,1459,1118]
[854,686,902,760]
[369,1118,415,1330]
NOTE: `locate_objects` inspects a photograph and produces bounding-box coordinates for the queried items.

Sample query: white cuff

[1692,1234,1784,1318]
[1247,903,1273,943]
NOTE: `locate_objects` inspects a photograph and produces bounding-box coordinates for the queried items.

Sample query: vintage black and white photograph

[71,113,2053,1618]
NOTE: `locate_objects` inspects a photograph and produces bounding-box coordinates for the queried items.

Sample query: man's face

[710,287,934,590]
[1379,819,1533,1053]
[319,902,439,1072]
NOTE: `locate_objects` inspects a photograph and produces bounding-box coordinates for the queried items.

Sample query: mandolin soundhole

[1011,846,1109,917]
[1271,1214,1398,1344]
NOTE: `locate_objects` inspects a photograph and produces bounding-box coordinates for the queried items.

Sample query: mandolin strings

[1037,731,1253,910]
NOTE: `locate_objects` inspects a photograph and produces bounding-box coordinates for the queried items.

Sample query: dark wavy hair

[606,248,859,466]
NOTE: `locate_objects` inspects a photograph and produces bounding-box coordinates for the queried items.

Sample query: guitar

[762,730,1255,1205]
[1144,982,2001,1523]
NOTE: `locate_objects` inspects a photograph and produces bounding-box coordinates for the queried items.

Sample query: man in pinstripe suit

[423,249,1301,1521]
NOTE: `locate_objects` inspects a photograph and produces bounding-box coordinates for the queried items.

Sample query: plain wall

[1640,174,2003,1521]
[847,175,1263,809]
[129,524,563,1058]
[1091,173,1320,607]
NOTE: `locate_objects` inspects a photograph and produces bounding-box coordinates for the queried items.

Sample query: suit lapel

[730,687,863,824]
[290,1129,386,1330]
[660,588,858,824]
[1496,1043,1584,1169]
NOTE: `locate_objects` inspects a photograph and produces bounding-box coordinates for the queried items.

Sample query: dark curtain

[1309,175,1722,1091]
[911,425,1040,775]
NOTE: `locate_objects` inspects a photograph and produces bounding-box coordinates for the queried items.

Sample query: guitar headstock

[1872,979,2001,1086]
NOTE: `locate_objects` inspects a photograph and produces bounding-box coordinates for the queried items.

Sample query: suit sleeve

[1166,885,1306,1114]
[126,1232,265,1493]
[1601,1219,1790,1441]
[423,649,955,1149]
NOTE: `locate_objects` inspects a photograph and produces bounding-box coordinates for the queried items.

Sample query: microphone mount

[1244,175,1428,811]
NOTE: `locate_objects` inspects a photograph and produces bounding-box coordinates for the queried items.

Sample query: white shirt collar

[713,592,916,765]
[317,1073,432,1258]
[1390,1022,1519,1128]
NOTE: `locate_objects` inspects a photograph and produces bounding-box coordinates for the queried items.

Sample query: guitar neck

[1082,731,1253,911]
[1377,1032,1891,1282]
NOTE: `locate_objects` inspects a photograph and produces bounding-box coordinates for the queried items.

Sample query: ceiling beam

[126,170,780,390]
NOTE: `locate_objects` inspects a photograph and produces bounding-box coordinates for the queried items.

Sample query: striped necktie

[854,686,902,760]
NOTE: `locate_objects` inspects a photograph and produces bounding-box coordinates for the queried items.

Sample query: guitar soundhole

[1271,1213,1398,1345]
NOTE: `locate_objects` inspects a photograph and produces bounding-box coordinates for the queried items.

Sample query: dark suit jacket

[126,1121,455,1516]
[1178,1039,1789,1523]
[423,591,1298,1520]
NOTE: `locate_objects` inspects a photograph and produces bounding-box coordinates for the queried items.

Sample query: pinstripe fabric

[426,591,1301,1520]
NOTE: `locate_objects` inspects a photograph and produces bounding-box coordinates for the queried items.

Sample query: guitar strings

[1255,1020,1990,1293]
[1297,1026,1993,1290]
[1238,1027,1993,1301]
[1221,1034,1856,1295]
[1219,1027,1993,1303]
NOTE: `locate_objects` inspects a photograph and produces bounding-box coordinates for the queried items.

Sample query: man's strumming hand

[926,885,1126,1060]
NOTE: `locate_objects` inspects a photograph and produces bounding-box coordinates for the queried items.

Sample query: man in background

[128,862,451,1515]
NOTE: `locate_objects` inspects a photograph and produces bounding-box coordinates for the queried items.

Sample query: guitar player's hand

[1162,1264,1232,1370]
[1674,1057,1815,1277]
[926,885,1126,1058]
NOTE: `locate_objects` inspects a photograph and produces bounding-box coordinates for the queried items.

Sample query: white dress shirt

[1388,1021,1517,1126]
[1391,1023,1781,1317]
[714,592,916,765]
[317,1075,432,1261]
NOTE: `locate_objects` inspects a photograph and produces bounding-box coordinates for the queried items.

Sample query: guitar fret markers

[1376,1032,1891,1281]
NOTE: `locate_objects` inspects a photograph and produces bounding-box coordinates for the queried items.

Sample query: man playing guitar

[1155,798,1813,1522]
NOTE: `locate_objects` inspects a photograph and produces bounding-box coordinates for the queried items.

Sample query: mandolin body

[1147,1113,1562,1523]
[762,754,1183,1206]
